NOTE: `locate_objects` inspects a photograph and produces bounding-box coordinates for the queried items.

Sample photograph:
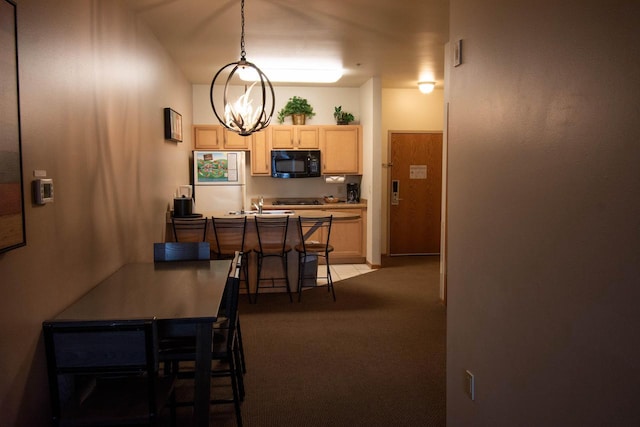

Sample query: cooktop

[272,198,324,206]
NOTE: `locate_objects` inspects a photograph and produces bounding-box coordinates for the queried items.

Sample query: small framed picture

[164,107,183,142]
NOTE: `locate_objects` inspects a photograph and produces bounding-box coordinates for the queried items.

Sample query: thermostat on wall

[33,178,54,204]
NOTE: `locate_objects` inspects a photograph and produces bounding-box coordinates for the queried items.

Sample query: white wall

[447,1,640,425]
[0,2,192,425]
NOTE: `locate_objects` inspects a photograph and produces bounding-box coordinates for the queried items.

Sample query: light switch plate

[454,39,463,67]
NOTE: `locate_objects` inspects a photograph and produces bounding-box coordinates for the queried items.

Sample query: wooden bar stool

[253,215,293,302]
[211,216,250,303]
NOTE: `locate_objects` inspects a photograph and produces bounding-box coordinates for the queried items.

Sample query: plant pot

[292,114,306,125]
[337,121,350,125]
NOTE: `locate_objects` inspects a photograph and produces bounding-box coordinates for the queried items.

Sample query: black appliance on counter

[347,183,360,203]
[173,196,202,218]
[271,150,321,178]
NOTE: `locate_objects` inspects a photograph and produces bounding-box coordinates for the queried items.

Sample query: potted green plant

[333,106,355,125]
[277,96,315,124]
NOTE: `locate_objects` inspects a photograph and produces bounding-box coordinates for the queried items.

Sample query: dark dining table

[47,259,230,427]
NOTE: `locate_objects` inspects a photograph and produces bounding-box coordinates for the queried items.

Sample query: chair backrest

[297,215,333,254]
[217,252,242,347]
[171,217,208,242]
[42,319,159,424]
[211,216,247,258]
[154,242,210,262]
[254,216,290,255]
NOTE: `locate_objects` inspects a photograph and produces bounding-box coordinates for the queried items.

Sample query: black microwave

[271,150,321,178]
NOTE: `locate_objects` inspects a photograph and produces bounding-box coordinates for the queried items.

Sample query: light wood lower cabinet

[295,208,366,263]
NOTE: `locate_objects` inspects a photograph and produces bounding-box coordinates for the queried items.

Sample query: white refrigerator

[192,151,246,213]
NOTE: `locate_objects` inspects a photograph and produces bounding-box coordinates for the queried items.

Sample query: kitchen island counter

[165,206,366,294]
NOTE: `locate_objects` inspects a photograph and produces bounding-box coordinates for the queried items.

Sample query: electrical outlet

[465,370,475,401]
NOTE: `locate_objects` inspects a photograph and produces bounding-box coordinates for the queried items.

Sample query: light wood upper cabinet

[223,129,251,150]
[270,126,319,149]
[320,125,362,175]
[193,125,250,150]
[250,130,270,176]
[193,125,223,149]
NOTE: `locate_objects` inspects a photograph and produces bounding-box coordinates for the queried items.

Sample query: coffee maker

[346,183,360,203]
[173,185,194,217]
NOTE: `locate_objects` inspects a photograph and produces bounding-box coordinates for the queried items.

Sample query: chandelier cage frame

[209,0,275,136]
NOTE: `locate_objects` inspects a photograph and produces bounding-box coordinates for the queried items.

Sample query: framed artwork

[164,107,183,142]
[0,0,26,254]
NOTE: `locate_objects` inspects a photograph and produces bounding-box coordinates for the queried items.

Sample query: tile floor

[316,263,374,284]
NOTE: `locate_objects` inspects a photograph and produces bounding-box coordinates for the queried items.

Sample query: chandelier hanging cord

[240,0,246,60]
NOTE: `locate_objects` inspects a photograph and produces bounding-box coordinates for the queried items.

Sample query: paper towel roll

[324,175,346,184]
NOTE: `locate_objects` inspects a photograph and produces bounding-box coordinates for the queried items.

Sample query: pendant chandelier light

[210,0,275,136]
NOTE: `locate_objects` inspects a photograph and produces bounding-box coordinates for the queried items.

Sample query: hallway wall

[446,1,640,425]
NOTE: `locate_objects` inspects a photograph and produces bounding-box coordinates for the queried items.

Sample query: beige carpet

[170,255,446,427]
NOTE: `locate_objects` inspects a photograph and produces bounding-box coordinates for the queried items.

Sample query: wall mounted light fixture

[210,0,275,136]
[418,81,436,94]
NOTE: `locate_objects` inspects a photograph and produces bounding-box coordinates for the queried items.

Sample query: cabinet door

[251,130,270,175]
[321,126,361,174]
[271,127,295,149]
[271,126,319,149]
[223,129,250,150]
[193,125,223,149]
[326,209,363,258]
[297,126,320,149]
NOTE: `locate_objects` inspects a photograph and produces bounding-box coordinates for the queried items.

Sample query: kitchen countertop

[256,198,367,210]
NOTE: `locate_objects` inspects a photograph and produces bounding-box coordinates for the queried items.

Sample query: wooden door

[389,132,443,255]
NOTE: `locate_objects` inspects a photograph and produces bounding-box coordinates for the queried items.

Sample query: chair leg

[282,255,293,302]
[326,258,336,301]
[241,253,252,304]
[297,253,305,302]
[236,318,247,374]
[254,253,262,303]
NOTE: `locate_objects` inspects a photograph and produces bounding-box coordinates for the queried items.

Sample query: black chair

[253,215,293,302]
[171,217,208,242]
[153,242,210,262]
[211,216,251,303]
[153,242,247,376]
[158,252,245,427]
[42,319,175,427]
[295,215,336,302]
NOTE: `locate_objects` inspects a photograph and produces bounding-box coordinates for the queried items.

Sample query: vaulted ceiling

[126,0,449,89]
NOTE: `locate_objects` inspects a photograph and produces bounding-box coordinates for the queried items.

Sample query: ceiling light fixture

[418,81,436,94]
[239,67,343,84]
[210,0,275,136]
